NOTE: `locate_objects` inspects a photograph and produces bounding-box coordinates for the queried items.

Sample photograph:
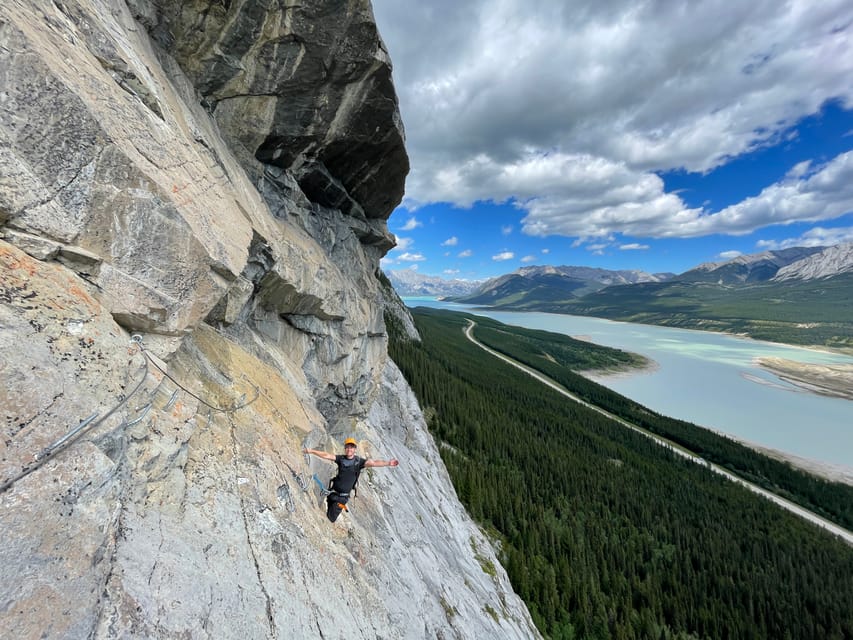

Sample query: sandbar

[755,357,853,402]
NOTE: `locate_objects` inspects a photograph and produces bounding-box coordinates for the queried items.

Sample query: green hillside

[467,314,650,373]
[474,273,853,349]
[388,307,853,640]
[461,273,590,307]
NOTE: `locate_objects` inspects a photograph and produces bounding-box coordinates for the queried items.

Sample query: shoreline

[572,334,661,378]
[446,305,853,485]
[457,303,853,354]
[737,439,853,487]
[584,355,853,486]
[583,358,661,380]
[754,357,853,402]
[463,320,853,542]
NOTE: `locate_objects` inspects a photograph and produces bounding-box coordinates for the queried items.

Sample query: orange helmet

[344,437,357,447]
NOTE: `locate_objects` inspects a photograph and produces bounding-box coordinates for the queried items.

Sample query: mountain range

[677,246,829,284]
[385,269,484,297]
[388,243,852,299]
[456,265,675,305]
[387,243,853,348]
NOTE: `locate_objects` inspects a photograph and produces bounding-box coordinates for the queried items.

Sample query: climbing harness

[313,473,349,516]
[329,455,365,500]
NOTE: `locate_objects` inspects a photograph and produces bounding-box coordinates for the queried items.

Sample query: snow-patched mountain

[514,265,673,285]
[772,243,853,281]
[388,244,853,305]
[385,269,484,297]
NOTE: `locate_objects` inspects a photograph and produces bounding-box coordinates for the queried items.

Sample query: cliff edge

[0,1,540,637]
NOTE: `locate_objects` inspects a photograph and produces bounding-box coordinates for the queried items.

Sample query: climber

[303,437,399,522]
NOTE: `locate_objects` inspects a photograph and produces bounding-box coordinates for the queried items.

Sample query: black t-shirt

[332,455,366,494]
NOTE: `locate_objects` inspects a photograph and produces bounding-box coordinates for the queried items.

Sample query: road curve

[463,320,853,546]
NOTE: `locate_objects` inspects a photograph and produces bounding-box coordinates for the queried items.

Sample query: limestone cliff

[0,1,540,638]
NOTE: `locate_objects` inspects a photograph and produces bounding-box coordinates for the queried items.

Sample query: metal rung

[163,388,180,410]
[125,403,151,428]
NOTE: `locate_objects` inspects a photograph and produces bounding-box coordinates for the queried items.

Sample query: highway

[463,320,853,546]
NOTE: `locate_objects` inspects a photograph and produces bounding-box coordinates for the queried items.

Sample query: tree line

[387,307,853,640]
[467,313,853,530]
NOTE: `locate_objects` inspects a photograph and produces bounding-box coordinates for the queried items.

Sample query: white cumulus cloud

[400,217,423,231]
[718,250,743,260]
[373,0,853,241]
[757,225,853,250]
[673,151,853,238]
[492,251,515,261]
[392,236,414,251]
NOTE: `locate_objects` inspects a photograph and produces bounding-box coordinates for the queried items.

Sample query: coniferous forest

[387,307,853,640]
[468,314,853,530]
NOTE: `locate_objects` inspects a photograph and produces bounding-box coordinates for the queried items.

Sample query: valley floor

[462,320,853,543]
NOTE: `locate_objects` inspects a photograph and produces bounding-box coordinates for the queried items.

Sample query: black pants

[326,493,349,522]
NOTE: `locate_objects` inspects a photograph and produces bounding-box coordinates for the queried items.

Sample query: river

[402,297,853,475]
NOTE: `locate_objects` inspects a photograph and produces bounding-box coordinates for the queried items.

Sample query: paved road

[463,320,853,546]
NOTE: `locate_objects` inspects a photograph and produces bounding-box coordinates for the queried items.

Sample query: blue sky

[372,1,853,281]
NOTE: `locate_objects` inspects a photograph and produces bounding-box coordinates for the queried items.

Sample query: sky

[371,0,853,281]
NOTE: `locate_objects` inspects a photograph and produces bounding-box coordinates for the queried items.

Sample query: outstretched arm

[303,447,336,462]
[364,458,399,468]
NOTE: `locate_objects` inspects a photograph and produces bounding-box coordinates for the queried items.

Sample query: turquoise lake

[402,297,853,471]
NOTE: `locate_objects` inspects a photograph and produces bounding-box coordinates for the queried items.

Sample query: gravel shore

[747,356,853,485]
[743,440,853,487]
[756,357,853,402]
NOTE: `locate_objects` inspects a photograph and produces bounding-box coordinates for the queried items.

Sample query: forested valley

[468,314,853,530]
[387,307,853,640]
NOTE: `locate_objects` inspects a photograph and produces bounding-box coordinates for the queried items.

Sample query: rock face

[0,1,539,638]
[773,242,853,281]
[135,0,408,224]
[682,247,826,284]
